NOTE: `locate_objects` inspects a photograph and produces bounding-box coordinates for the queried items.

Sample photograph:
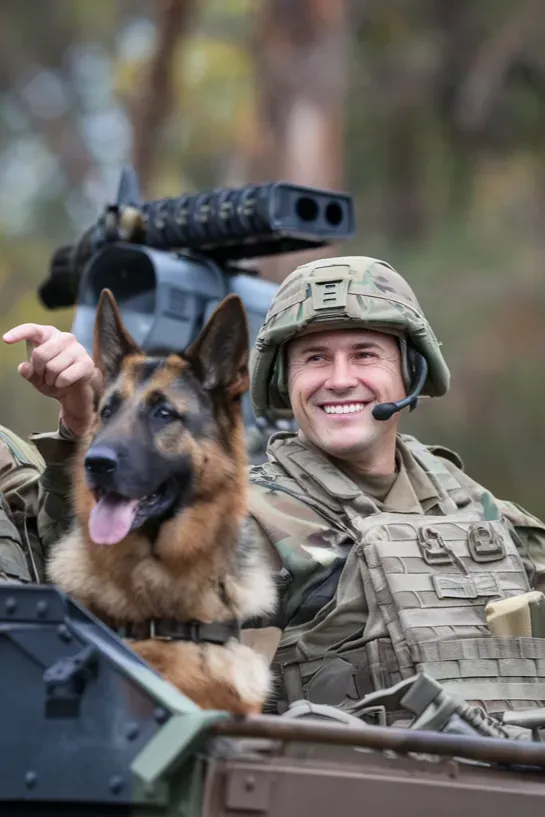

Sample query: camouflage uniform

[29,422,79,553]
[0,424,46,583]
[0,417,81,584]
[247,256,545,719]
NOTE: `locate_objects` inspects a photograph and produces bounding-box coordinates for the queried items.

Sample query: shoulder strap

[400,434,471,512]
[263,433,379,524]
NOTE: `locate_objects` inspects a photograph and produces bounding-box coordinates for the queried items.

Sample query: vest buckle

[417,525,453,566]
[468,522,506,563]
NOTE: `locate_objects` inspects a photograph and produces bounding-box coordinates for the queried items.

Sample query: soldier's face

[287,329,406,473]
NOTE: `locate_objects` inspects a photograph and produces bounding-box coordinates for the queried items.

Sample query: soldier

[246,256,545,722]
[0,321,100,580]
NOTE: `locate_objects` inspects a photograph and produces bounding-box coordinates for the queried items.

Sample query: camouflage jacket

[29,423,79,554]
[247,431,545,640]
[0,420,80,584]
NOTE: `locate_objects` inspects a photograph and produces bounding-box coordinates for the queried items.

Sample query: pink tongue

[88,496,139,545]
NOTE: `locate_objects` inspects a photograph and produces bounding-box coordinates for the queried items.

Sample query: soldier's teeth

[323,403,365,414]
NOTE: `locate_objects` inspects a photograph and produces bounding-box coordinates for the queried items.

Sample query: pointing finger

[3,324,55,346]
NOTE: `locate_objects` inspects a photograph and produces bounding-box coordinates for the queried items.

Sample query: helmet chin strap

[372,353,428,421]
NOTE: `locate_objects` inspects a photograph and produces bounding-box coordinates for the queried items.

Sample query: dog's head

[81,289,250,546]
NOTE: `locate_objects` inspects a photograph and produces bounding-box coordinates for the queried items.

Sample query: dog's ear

[186,294,249,397]
[93,289,142,382]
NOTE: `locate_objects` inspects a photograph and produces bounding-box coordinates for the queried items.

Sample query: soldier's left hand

[3,323,102,438]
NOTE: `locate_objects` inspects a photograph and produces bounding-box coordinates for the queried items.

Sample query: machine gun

[37,168,355,460]
[2,584,545,817]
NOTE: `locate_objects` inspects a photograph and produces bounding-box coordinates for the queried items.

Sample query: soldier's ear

[185,295,249,398]
[93,289,142,383]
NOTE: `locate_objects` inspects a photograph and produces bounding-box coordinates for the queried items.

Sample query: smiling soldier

[247,255,545,723]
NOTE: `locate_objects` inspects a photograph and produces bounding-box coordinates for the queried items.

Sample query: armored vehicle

[1,584,544,817]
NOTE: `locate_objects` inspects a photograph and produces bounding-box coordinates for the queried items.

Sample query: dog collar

[115,618,241,644]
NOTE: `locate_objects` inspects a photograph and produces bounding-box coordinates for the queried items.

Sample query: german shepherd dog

[47,289,278,715]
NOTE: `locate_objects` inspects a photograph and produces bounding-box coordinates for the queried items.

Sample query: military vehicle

[1,584,545,816]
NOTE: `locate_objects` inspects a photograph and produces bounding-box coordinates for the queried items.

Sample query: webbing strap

[439,679,544,703]
[416,636,545,663]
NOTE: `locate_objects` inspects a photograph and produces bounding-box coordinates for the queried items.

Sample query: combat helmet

[250,256,450,419]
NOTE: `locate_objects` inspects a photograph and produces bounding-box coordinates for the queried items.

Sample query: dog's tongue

[88,495,139,545]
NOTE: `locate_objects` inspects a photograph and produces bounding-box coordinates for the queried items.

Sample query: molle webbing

[360,514,543,714]
[363,636,545,717]
[414,636,545,709]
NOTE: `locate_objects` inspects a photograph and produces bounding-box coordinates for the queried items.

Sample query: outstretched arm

[3,323,100,556]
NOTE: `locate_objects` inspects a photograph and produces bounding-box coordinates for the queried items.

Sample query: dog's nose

[84,446,119,477]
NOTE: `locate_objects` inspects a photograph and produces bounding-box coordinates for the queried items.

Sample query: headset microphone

[372,353,429,421]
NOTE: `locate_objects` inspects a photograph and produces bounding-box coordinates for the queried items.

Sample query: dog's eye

[100,405,113,421]
[155,405,178,422]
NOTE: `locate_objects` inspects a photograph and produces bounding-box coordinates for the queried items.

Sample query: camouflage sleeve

[496,499,545,594]
[248,480,353,629]
[29,423,79,554]
[0,493,34,583]
[0,426,45,583]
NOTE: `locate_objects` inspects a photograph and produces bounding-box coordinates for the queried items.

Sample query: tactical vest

[253,433,545,720]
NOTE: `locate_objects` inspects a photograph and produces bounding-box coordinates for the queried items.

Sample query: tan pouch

[485,591,545,638]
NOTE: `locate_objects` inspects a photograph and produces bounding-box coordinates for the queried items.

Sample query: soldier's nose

[84,446,119,477]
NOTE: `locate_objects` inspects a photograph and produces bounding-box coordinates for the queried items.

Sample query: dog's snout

[84,446,119,478]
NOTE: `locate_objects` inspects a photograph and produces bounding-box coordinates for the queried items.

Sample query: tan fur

[129,639,269,714]
[48,291,277,715]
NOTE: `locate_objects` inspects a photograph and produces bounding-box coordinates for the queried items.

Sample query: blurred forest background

[0,0,545,515]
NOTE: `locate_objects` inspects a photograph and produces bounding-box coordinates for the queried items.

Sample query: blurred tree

[0,0,544,517]
[131,0,197,196]
[243,0,350,281]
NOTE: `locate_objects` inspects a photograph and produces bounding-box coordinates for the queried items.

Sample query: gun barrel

[140,181,354,261]
[39,177,355,310]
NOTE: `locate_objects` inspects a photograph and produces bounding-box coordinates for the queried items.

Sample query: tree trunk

[245,0,349,282]
[131,0,196,197]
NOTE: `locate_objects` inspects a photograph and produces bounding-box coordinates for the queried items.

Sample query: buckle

[187,622,200,643]
[467,522,506,563]
[417,525,454,565]
[148,620,172,641]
